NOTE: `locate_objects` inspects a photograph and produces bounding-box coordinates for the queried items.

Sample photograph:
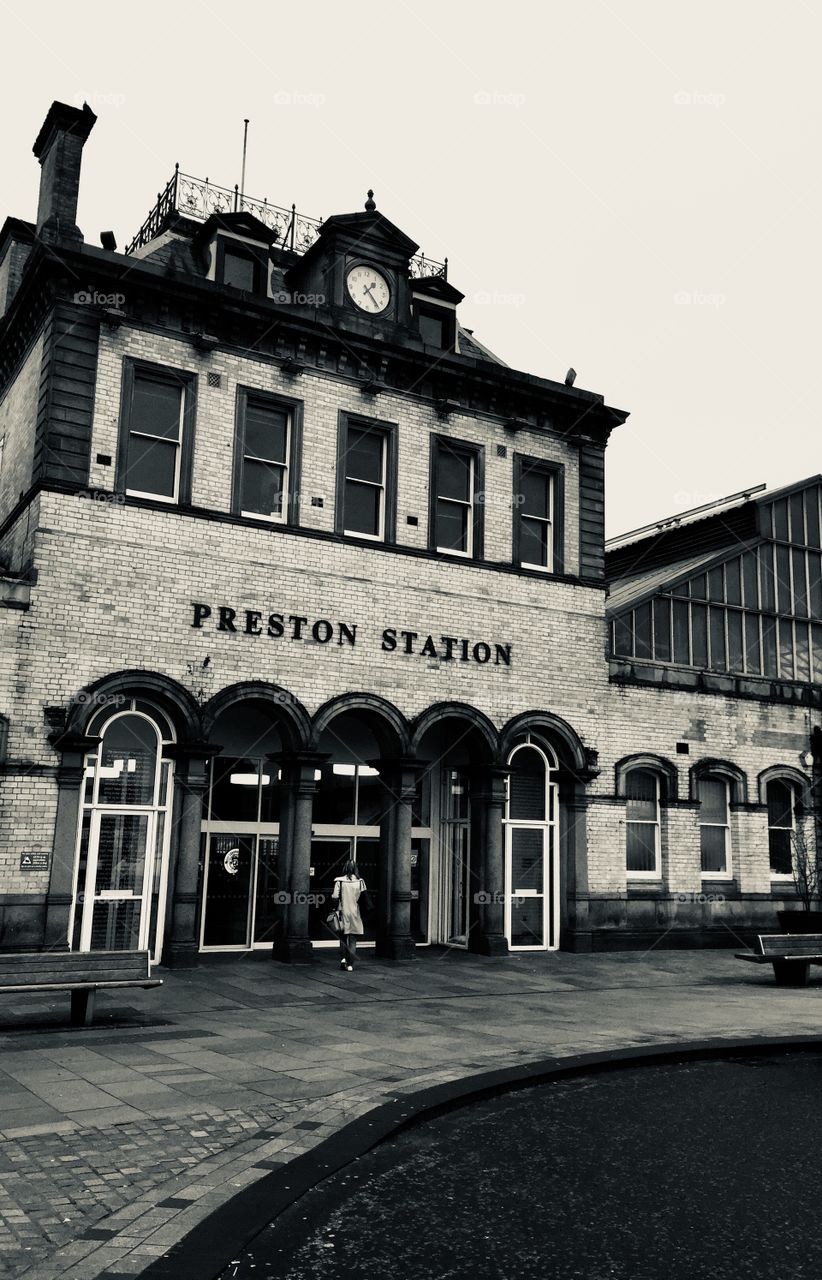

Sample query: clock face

[346,264,391,314]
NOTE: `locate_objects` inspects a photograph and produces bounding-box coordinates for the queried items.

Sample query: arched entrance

[504,737,560,950]
[310,699,422,948]
[69,700,175,964]
[199,699,288,951]
[412,705,498,949]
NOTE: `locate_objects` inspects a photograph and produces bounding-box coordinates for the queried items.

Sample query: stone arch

[64,669,201,742]
[309,692,411,757]
[615,753,679,803]
[757,764,812,811]
[410,701,498,761]
[498,710,589,775]
[203,681,311,752]
[689,757,748,805]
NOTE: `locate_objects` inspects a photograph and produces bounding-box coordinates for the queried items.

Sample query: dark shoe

[340,959,347,969]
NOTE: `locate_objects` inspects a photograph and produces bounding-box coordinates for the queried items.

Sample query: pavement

[0,946,820,1280]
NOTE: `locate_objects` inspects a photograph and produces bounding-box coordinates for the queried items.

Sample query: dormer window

[217,241,264,294]
[414,301,455,350]
[223,248,257,292]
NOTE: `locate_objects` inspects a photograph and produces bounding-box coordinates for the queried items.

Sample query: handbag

[326,884,344,935]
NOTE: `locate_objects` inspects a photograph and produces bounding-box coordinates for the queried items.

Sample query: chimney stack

[32,101,97,244]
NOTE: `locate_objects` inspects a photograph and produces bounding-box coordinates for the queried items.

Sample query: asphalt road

[224,1050,822,1280]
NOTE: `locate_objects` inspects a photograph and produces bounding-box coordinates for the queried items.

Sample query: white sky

[3,0,819,537]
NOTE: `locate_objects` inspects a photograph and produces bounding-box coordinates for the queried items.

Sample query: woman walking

[332,860,366,971]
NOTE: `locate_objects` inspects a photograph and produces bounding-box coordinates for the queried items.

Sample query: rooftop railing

[125,166,447,279]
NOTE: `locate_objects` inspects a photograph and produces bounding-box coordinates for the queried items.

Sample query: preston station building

[0,101,819,964]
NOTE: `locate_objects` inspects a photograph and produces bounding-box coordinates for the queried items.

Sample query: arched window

[504,739,559,951]
[699,777,731,878]
[71,701,175,962]
[625,769,660,877]
[767,779,797,878]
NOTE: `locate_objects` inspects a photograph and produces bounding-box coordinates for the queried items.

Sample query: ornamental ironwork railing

[125,166,447,279]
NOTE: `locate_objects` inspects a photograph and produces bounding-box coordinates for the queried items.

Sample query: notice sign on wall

[20,852,50,872]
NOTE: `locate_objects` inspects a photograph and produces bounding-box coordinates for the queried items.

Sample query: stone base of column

[470,931,509,957]
[376,934,417,962]
[275,936,314,964]
[164,941,200,969]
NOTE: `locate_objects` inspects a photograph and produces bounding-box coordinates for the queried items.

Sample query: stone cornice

[0,240,628,445]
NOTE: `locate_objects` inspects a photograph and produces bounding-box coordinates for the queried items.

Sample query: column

[376,758,422,961]
[165,742,214,969]
[273,751,326,964]
[44,733,100,950]
[468,765,510,957]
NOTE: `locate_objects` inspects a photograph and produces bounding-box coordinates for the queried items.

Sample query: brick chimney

[32,100,97,244]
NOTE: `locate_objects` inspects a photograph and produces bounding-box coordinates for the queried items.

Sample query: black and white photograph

[1,3,821,1278]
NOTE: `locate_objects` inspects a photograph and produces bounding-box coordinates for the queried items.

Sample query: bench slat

[0,950,151,983]
[757,934,822,958]
[1,980,162,994]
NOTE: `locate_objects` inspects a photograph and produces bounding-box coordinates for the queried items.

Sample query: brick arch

[64,669,201,742]
[203,681,311,752]
[757,765,812,810]
[309,693,411,757]
[410,702,498,761]
[615,753,679,803]
[689,758,748,805]
[498,710,588,775]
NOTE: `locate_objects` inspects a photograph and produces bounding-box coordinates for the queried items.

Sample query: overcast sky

[3,0,819,537]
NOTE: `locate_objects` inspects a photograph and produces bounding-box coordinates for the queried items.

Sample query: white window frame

[767,778,796,880]
[343,425,387,542]
[520,470,554,573]
[503,738,559,952]
[436,447,475,557]
[240,400,292,524]
[125,376,185,504]
[699,776,732,880]
[625,769,661,880]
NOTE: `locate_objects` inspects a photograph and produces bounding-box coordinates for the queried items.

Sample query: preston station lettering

[191,602,512,666]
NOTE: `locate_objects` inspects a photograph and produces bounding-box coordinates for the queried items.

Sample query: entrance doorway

[504,739,559,950]
[439,768,471,946]
[71,703,174,964]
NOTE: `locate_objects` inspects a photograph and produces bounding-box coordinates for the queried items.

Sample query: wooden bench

[0,950,162,1025]
[735,934,822,987]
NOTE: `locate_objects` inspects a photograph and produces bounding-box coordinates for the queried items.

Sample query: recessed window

[625,769,660,877]
[699,777,731,877]
[119,364,194,503]
[419,312,446,347]
[336,415,397,543]
[514,456,563,573]
[767,779,796,877]
[223,250,256,291]
[431,438,482,557]
[234,390,301,525]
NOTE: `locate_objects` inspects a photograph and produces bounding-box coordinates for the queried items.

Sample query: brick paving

[0,948,820,1279]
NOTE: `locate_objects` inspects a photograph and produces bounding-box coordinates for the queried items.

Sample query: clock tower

[285,190,420,337]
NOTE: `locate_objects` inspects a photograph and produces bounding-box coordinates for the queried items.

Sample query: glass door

[71,705,174,964]
[440,769,471,947]
[80,811,153,952]
[504,741,559,951]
